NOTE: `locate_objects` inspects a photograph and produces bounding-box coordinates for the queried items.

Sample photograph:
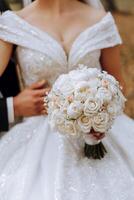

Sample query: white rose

[75,67,100,79]
[86,67,101,79]
[88,78,101,88]
[75,92,88,102]
[75,81,90,92]
[96,87,112,103]
[92,112,109,133]
[60,83,74,97]
[84,98,102,116]
[74,81,91,102]
[53,75,74,97]
[51,110,78,136]
[69,70,89,83]
[77,115,92,133]
[67,67,101,87]
[67,101,83,119]
[69,67,100,83]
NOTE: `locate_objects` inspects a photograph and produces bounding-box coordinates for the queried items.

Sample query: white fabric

[6,97,15,124]
[0,10,134,200]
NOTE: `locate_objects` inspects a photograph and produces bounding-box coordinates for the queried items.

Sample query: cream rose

[74,81,91,102]
[77,115,92,133]
[84,98,102,116]
[74,92,88,102]
[60,120,77,136]
[49,110,64,129]
[67,101,83,119]
[92,112,109,133]
[55,116,77,136]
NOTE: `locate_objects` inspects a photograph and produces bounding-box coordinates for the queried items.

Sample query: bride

[0,0,134,199]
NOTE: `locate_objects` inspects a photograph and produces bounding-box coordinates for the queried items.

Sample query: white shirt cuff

[6,97,15,124]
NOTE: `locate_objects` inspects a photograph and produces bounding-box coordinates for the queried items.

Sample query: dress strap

[70,12,122,66]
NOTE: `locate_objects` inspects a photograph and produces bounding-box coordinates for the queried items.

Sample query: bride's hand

[90,129,105,141]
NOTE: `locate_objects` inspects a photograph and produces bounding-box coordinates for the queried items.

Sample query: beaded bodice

[0,11,122,86]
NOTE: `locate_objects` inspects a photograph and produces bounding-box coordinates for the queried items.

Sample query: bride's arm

[0,40,13,76]
[100,46,126,93]
[90,46,125,140]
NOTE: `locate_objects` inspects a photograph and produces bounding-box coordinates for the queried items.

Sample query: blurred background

[1,0,134,118]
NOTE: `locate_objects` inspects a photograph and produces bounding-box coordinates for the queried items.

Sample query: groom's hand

[13,80,51,117]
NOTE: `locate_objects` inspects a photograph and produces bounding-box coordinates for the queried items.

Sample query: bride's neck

[35,0,77,14]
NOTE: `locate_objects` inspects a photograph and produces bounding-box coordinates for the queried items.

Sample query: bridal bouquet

[47,65,126,159]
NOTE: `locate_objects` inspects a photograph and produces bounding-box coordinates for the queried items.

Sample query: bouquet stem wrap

[84,142,107,159]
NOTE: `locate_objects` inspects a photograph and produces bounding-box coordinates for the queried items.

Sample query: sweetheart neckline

[5,10,111,61]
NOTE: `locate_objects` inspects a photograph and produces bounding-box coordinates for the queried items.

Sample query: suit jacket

[0,57,20,132]
[0,1,20,132]
[0,0,9,12]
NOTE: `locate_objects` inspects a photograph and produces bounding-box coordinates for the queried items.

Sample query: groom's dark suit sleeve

[0,1,20,132]
[0,98,8,131]
[0,58,20,132]
[0,0,11,132]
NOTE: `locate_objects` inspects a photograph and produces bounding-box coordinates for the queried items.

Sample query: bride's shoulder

[86,8,107,22]
[78,2,107,24]
[14,1,36,21]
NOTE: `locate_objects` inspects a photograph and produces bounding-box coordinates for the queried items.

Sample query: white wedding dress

[0,10,134,200]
